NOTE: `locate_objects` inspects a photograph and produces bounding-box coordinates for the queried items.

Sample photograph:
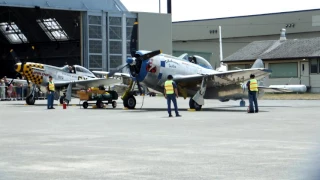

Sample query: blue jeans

[47,91,54,109]
[167,94,179,115]
[248,91,258,112]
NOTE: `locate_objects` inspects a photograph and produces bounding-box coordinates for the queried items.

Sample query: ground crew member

[246,74,259,113]
[47,76,55,109]
[164,75,181,117]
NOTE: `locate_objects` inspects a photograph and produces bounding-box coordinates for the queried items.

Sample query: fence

[0,85,47,101]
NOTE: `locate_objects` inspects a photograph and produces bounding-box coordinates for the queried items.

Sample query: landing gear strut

[189,75,208,111]
[122,80,137,109]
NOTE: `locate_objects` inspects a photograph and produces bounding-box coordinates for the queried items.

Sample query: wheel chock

[188,108,196,111]
[72,104,76,106]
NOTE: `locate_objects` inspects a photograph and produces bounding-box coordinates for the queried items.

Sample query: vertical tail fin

[251,59,264,69]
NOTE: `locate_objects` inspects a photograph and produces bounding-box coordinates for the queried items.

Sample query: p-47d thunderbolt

[10,50,121,105]
[93,21,289,111]
[103,49,288,111]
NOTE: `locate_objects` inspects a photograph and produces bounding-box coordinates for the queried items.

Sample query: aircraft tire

[26,95,35,105]
[189,98,202,111]
[123,95,136,109]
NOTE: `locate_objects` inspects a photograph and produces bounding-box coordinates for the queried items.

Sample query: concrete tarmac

[1,97,320,180]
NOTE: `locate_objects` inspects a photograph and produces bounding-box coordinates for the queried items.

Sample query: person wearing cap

[46,76,55,109]
[164,75,181,117]
[246,74,259,113]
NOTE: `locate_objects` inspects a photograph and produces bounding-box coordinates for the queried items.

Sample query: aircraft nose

[14,63,21,72]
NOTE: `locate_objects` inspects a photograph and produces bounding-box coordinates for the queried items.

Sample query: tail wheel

[189,98,202,111]
[123,95,136,109]
[26,95,35,105]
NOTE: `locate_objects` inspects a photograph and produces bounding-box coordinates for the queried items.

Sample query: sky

[120,0,320,22]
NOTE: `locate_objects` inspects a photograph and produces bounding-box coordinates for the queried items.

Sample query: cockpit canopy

[178,53,213,69]
[61,65,95,77]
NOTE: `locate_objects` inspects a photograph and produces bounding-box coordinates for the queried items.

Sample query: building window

[0,22,28,44]
[310,58,320,74]
[269,62,298,78]
[37,18,69,41]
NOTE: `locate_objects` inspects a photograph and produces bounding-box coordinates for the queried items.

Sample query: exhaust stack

[280,28,286,41]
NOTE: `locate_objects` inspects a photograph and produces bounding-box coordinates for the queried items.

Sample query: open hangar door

[0,6,81,78]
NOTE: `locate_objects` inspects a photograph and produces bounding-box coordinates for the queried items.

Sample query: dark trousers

[47,91,54,109]
[248,91,258,112]
[167,94,179,115]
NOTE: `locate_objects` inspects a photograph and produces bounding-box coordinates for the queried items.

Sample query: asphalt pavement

[0,97,320,180]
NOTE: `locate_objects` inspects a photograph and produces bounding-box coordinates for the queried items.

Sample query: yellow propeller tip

[10,49,13,52]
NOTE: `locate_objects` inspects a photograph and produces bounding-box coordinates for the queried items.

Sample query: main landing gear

[122,80,137,109]
[188,76,208,111]
[189,98,202,111]
[26,84,36,105]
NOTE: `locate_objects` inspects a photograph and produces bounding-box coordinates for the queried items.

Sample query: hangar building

[172,9,320,92]
[0,0,172,78]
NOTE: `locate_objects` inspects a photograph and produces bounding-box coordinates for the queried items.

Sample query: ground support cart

[77,88,118,109]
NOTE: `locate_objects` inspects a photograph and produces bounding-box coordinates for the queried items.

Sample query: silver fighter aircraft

[106,49,285,111]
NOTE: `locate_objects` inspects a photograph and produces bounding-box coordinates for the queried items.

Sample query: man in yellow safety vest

[47,76,55,109]
[246,74,259,113]
[164,75,181,117]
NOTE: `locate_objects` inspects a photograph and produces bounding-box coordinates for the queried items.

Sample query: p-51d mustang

[96,21,289,111]
[10,50,121,105]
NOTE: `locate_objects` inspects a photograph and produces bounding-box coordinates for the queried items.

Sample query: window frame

[268,62,298,78]
[310,58,320,74]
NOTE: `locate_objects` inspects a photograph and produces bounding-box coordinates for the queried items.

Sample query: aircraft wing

[92,70,131,78]
[6,78,28,85]
[173,68,272,87]
[54,78,121,87]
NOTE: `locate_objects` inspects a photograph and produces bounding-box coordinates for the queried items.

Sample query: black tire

[123,95,136,109]
[26,95,35,105]
[189,98,202,111]
[83,101,88,109]
[112,101,117,108]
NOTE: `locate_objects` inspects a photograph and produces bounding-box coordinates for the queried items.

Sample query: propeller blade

[10,49,21,64]
[108,64,129,77]
[7,73,20,86]
[138,50,162,61]
[130,20,138,57]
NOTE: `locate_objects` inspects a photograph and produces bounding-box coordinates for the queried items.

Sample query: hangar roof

[0,0,128,12]
[222,37,320,62]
